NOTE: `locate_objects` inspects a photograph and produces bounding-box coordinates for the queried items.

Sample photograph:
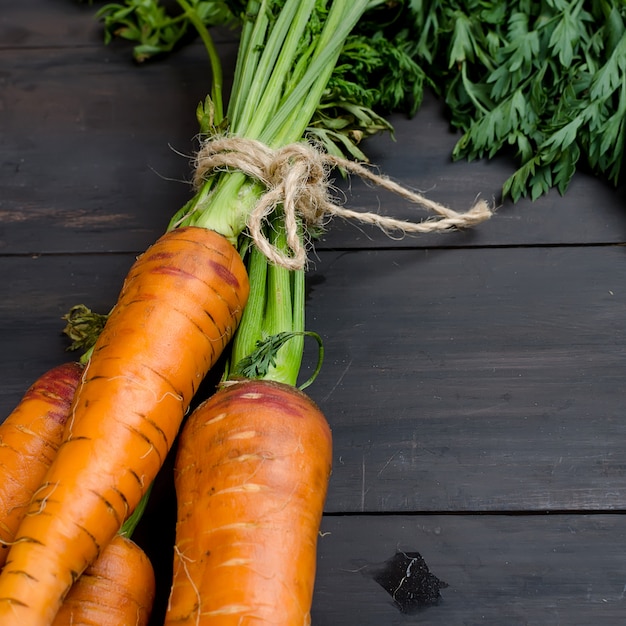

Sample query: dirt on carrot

[52,533,155,626]
[0,226,249,625]
[164,378,332,625]
[0,361,83,568]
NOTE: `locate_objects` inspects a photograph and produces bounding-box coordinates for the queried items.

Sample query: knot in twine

[193,136,493,270]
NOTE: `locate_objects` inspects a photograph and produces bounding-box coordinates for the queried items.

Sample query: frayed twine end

[193,136,493,270]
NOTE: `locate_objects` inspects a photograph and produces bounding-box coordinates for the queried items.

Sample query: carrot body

[164,379,332,626]
[0,226,249,625]
[52,534,155,626]
[0,362,83,568]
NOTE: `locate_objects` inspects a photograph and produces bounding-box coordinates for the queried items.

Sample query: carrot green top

[168,0,387,242]
[164,0,387,388]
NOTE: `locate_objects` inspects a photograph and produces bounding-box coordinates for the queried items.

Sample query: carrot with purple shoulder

[0,227,248,624]
[0,362,83,568]
[0,0,489,622]
[0,2,369,620]
[0,362,156,625]
[163,213,331,625]
[165,378,331,625]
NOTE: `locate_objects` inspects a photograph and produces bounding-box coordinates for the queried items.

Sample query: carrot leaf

[232,330,324,389]
[93,0,626,201]
[62,304,109,353]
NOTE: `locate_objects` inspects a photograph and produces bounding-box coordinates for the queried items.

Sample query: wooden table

[2,3,626,624]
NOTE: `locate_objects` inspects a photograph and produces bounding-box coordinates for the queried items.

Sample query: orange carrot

[0,362,83,568]
[164,378,332,625]
[52,534,155,626]
[0,226,249,625]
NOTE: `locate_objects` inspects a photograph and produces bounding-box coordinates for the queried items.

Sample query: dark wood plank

[318,106,626,249]
[3,247,626,513]
[2,4,624,256]
[0,42,238,254]
[0,0,238,49]
[309,514,626,625]
[131,510,626,624]
[132,510,626,624]
[0,1,103,49]
[0,254,131,408]
[304,245,626,512]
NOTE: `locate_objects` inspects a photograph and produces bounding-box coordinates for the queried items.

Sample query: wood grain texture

[316,107,626,250]
[2,248,625,513]
[304,246,626,512]
[0,44,232,254]
[311,514,626,625]
[1,4,624,256]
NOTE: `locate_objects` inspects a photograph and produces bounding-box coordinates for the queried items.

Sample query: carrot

[52,534,155,626]
[0,225,249,625]
[0,362,83,568]
[164,378,332,625]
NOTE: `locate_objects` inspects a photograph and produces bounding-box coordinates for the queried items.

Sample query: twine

[193,136,493,270]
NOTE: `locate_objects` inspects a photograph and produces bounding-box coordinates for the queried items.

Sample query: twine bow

[193,136,492,270]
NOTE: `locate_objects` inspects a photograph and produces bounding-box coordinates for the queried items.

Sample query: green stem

[175,0,224,123]
[230,244,269,364]
[180,0,377,239]
[262,1,377,145]
[119,483,153,539]
[229,225,305,387]
[170,0,379,386]
[233,0,318,139]
[226,0,271,130]
[262,231,304,384]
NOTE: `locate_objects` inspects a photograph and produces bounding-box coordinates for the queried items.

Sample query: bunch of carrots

[0,1,486,624]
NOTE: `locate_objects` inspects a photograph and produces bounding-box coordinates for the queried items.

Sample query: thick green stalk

[227,0,270,129]
[231,0,318,138]
[229,227,305,387]
[261,231,305,384]
[185,0,378,237]
[230,244,269,367]
[261,0,381,144]
[175,0,380,383]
